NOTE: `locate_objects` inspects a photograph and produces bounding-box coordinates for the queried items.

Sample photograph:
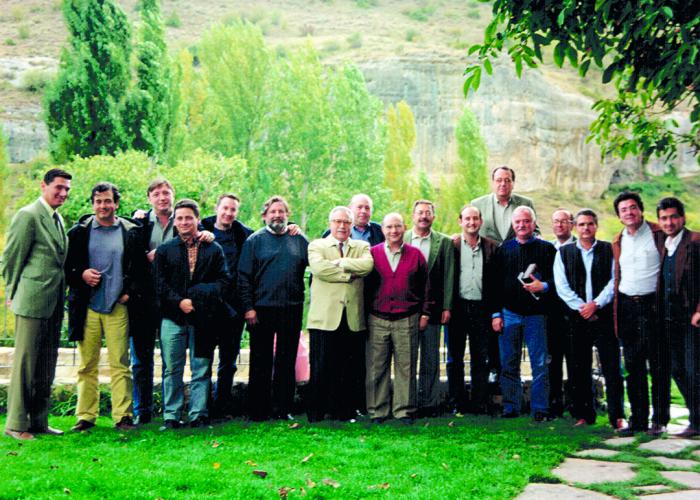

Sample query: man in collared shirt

[348,193,385,245]
[65,183,139,432]
[447,206,498,415]
[2,169,71,441]
[404,200,454,417]
[366,213,430,424]
[238,196,309,421]
[554,209,625,429]
[548,208,576,417]
[654,197,700,438]
[612,191,665,436]
[491,206,555,421]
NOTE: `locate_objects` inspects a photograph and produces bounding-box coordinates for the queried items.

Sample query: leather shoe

[674,426,700,438]
[647,424,667,437]
[399,416,415,425]
[159,419,180,431]
[133,414,151,426]
[617,425,643,437]
[4,429,35,441]
[30,426,64,436]
[71,420,95,432]
[115,416,135,431]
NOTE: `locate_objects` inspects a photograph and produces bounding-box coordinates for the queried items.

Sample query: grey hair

[329,206,354,223]
[350,193,373,210]
[512,205,536,223]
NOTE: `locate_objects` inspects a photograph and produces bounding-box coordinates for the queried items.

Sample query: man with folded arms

[365,213,430,425]
[553,209,625,429]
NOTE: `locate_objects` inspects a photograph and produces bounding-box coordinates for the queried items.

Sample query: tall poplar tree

[45,0,132,162]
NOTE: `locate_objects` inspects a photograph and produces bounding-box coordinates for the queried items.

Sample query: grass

[0,414,606,498]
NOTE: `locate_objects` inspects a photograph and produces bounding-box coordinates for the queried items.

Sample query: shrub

[404,5,435,22]
[355,0,378,7]
[405,29,420,42]
[467,9,480,19]
[322,41,341,54]
[20,69,53,92]
[18,25,30,40]
[4,39,16,46]
[165,11,181,28]
[347,32,363,48]
[10,7,26,22]
[299,23,315,36]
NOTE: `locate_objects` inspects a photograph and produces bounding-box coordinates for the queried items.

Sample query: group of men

[2,166,698,440]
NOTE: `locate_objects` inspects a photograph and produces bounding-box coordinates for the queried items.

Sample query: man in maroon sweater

[365,213,431,425]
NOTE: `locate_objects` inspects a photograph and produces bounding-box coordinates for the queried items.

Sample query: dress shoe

[674,426,700,438]
[29,426,64,436]
[371,417,385,425]
[399,416,415,426]
[533,412,554,423]
[115,416,135,431]
[4,429,35,441]
[617,425,643,437]
[133,414,151,426]
[71,420,95,432]
[647,424,667,437]
[190,416,210,428]
[159,420,180,431]
[573,419,588,427]
[501,411,519,419]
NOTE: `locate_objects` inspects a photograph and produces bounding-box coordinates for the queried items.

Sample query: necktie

[338,242,344,257]
[53,212,64,238]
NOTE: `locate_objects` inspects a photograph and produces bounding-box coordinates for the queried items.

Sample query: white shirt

[552,235,575,250]
[410,230,431,263]
[554,240,614,311]
[664,229,685,257]
[618,221,660,296]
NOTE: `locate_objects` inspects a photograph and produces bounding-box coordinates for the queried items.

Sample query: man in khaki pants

[2,169,72,440]
[65,182,138,431]
[365,213,431,425]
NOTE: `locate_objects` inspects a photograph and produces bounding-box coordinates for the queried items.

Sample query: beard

[268,220,288,234]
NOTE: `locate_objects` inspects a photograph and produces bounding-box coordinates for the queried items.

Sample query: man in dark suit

[654,197,700,438]
[448,205,498,415]
[404,200,454,417]
[2,168,72,440]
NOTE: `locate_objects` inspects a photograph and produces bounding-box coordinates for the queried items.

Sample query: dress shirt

[493,194,515,241]
[459,237,483,300]
[410,230,431,262]
[664,229,685,257]
[554,240,615,311]
[618,221,660,296]
[384,243,404,272]
[552,235,574,250]
[148,210,174,250]
[351,225,371,242]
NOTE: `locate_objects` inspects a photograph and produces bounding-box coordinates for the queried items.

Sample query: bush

[299,23,315,36]
[165,11,181,28]
[405,29,420,42]
[404,5,435,22]
[20,69,54,92]
[355,0,378,7]
[347,32,363,48]
[4,39,16,46]
[18,25,30,40]
[467,9,480,19]
[322,41,341,54]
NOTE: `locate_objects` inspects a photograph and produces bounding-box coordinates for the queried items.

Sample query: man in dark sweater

[238,196,309,421]
[365,213,430,425]
[491,206,555,421]
[200,194,253,418]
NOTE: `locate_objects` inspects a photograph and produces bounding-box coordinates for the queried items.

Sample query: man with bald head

[348,194,385,246]
[365,213,431,424]
[491,206,556,421]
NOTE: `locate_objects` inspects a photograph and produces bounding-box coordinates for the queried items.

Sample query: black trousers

[547,310,572,416]
[447,299,490,413]
[665,310,700,429]
[619,293,669,429]
[308,312,365,421]
[211,315,245,415]
[568,315,625,426]
[247,305,303,420]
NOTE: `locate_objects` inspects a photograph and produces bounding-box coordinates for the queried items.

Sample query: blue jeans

[160,318,211,422]
[499,309,549,416]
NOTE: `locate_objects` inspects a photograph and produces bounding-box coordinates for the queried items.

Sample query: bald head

[382,212,405,247]
[350,193,373,229]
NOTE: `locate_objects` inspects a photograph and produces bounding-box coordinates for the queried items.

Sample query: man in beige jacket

[306,206,374,422]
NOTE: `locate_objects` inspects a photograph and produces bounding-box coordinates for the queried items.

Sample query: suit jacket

[307,237,374,332]
[471,192,538,243]
[611,220,663,336]
[654,228,700,316]
[1,198,67,319]
[451,235,498,312]
[404,230,455,322]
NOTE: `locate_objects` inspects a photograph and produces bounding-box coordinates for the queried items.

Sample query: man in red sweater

[365,213,431,425]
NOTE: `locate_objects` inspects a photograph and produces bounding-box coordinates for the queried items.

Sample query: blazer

[404,230,454,322]
[307,237,374,332]
[471,192,538,243]
[654,228,700,316]
[451,235,498,312]
[611,220,663,336]
[1,198,67,319]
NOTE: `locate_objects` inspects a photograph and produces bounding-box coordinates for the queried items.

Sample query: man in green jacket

[2,169,72,440]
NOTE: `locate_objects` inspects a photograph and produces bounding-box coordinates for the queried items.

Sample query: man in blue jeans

[491,206,556,421]
[154,199,229,429]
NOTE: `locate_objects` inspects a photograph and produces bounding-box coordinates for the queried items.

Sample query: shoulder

[481,236,498,252]
[512,193,535,207]
[471,194,490,207]
[200,215,216,231]
[309,238,329,250]
[647,221,662,233]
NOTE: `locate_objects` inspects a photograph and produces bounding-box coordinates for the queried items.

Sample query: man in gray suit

[2,169,72,440]
[471,166,539,243]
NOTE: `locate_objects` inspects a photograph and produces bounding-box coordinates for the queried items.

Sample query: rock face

[1,105,49,164]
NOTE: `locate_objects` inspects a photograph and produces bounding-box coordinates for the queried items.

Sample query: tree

[465,0,700,166]
[124,0,172,160]
[45,0,132,162]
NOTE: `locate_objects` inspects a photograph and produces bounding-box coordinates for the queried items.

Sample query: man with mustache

[3,169,71,440]
[238,196,309,421]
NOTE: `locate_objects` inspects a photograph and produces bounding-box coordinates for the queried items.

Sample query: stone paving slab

[553,458,636,484]
[693,450,700,458]
[642,491,700,499]
[633,484,673,493]
[670,406,690,419]
[516,483,616,499]
[659,471,700,488]
[575,448,620,458]
[650,457,699,469]
[603,436,637,447]
[639,439,698,454]
[667,424,690,434]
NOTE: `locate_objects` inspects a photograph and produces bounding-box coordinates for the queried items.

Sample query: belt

[620,293,654,303]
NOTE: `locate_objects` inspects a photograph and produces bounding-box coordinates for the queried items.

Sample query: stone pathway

[516,405,700,499]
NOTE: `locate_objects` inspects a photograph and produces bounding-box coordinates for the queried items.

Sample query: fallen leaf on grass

[245,460,258,466]
[288,422,301,430]
[512,454,520,460]
[358,436,366,443]
[301,453,314,463]
[448,421,455,427]
[410,473,417,479]
[278,487,293,498]
[253,470,268,479]
[7,451,18,456]
[441,463,449,470]
[322,478,340,488]
[368,483,390,490]
[306,477,316,488]
[213,462,221,470]
[63,488,71,495]
[299,487,306,496]
[330,467,338,472]
[423,421,430,428]
[211,441,222,448]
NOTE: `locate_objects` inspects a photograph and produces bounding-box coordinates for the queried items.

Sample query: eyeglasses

[331,219,352,225]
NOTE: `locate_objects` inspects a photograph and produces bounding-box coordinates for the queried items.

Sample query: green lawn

[0,414,607,499]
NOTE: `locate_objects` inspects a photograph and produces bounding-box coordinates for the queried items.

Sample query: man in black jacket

[200,194,253,418]
[154,199,230,429]
[65,182,139,431]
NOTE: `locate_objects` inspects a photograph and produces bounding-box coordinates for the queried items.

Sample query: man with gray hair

[491,206,556,421]
[306,206,374,421]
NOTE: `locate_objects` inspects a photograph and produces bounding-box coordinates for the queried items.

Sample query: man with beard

[238,196,309,421]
